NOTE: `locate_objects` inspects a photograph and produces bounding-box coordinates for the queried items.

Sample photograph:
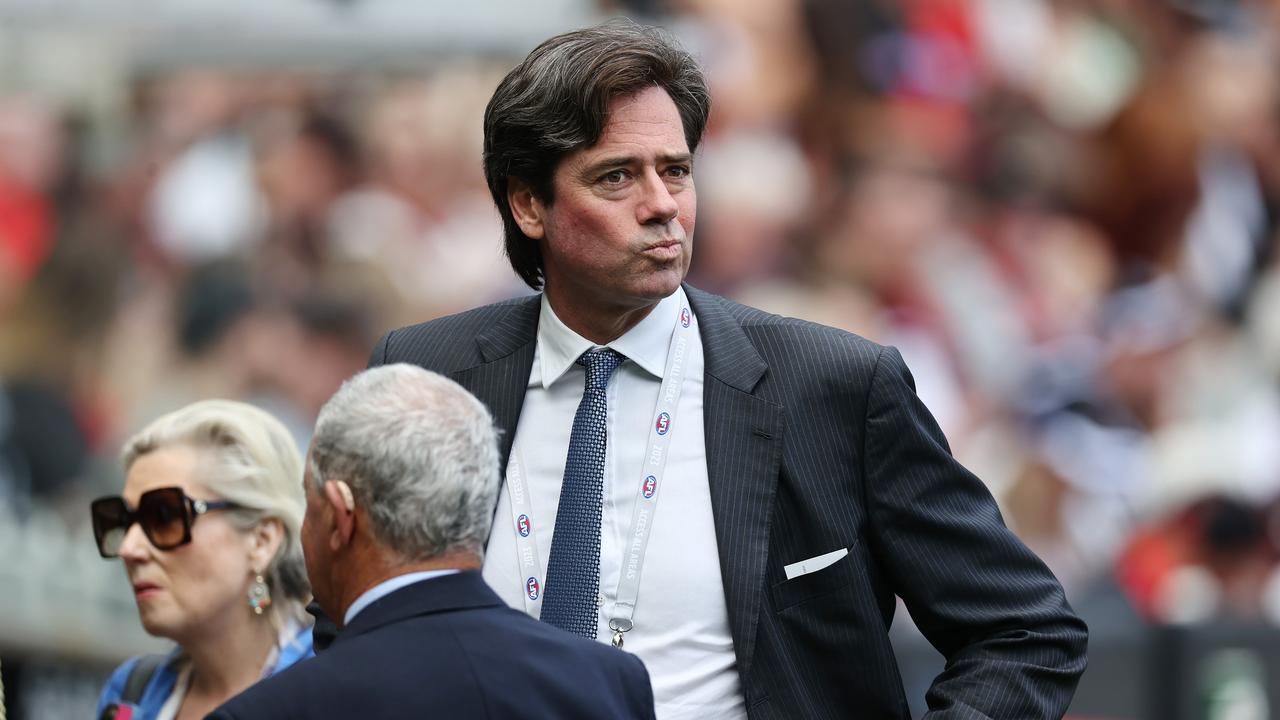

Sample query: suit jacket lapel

[451,295,540,474]
[685,285,784,688]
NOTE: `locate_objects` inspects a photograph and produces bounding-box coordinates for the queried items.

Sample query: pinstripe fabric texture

[372,284,1088,720]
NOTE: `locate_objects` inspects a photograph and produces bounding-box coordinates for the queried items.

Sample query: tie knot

[576,348,623,391]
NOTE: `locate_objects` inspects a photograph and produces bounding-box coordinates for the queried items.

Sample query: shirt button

[597,593,605,608]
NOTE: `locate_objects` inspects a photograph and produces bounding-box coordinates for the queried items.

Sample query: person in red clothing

[0,98,61,299]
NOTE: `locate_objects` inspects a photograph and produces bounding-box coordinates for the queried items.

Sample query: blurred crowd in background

[4,0,1280,716]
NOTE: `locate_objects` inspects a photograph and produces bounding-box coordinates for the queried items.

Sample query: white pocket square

[783,548,849,580]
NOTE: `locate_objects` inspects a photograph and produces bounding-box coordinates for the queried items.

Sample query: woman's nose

[117,521,152,561]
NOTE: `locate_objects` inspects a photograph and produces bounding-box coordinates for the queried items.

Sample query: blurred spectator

[144,73,263,267]
[0,98,64,307]
[255,109,361,294]
[261,291,378,442]
[0,228,122,513]
[328,69,521,322]
[1117,495,1276,624]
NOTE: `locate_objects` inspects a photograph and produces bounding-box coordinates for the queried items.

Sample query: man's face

[531,85,697,315]
[300,459,333,617]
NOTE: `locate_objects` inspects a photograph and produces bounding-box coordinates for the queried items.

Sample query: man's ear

[508,177,547,240]
[323,480,357,551]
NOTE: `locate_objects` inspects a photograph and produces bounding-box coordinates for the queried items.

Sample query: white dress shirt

[483,287,746,719]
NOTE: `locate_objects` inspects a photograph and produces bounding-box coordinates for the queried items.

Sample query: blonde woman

[93,400,313,720]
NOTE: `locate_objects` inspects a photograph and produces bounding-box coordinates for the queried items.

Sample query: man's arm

[862,346,1088,718]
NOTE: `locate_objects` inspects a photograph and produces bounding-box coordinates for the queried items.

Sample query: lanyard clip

[608,617,633,649]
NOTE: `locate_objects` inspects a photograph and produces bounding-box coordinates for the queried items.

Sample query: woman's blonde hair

[122,399,310,626]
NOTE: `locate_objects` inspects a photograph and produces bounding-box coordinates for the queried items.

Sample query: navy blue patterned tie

[541,348,623,638]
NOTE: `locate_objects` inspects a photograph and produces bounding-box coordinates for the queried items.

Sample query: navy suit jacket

[358,285,1088,719]
[210,572,654,720]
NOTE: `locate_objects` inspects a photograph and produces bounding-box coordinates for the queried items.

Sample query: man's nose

[637,169,680,225]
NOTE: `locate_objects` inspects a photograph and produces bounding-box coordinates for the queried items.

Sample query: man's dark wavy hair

[483,20,711,290]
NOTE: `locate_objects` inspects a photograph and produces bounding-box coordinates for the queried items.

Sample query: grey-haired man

[211,364,654,719]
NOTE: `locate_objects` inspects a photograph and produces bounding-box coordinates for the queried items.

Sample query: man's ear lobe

[508,177,546,240]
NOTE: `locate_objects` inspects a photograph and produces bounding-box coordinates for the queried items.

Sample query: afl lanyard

[504,304,695,648]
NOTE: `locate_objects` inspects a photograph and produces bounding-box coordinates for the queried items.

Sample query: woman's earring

[248,574,272,615]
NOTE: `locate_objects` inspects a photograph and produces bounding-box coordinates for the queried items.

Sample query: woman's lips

[133,582,161,600]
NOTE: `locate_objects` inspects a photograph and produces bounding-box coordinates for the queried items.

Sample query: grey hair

[308,364,501,562]
[121,400,310,626]
[483,19,711,289]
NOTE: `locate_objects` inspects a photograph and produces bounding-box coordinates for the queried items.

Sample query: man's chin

[650,272,688,300]
[635,262,688,296]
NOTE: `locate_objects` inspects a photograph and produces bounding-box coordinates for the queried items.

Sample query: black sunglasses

[90,486,241,558]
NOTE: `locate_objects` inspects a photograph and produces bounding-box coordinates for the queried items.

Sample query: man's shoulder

[445,606,653,712]
[370,294,539,371]
[687,285,885,365]
[207,655,321,719]
[346,603,647,699]
[208,632,409,719]
[383,295,538,345]
[213,606,651,718]
[424,602,646,681]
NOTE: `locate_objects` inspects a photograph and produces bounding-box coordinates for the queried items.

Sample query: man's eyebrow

[657,151,693,165]
[581,152,693,174]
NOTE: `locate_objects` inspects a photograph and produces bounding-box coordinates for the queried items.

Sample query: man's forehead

[569,88,689,161]
[600,87,683,130]
[606,86,665,112]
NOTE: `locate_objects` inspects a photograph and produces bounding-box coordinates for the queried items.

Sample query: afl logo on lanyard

[516,514,531,537]
[526,577,540,601]
[680,307,691,327]
[642,475,657,499]
[655,412,671,435]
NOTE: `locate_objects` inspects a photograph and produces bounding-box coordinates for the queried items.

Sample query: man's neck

[333,548,481,625]
[543,289,661,345]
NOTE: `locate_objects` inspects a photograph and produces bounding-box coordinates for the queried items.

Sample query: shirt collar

[343,569,460,626]
[533,286,688,389]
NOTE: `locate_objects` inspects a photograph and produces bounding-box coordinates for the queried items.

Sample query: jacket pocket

[770,545,857,611]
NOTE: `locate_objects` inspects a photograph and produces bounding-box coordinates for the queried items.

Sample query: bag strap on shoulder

[121,653,167,704]
[97,653,166,720]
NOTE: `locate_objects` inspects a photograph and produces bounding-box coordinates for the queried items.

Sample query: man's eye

[600,170,628,184]
[667,166,690,178]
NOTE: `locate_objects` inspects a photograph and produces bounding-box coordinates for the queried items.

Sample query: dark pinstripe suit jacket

[369,284,1088,719]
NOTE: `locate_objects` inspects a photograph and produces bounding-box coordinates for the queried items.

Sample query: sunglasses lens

[90,498,129,557]
[139,488,189,549]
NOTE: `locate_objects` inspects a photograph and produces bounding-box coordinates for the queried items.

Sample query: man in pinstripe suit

[350,21,1087,719]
